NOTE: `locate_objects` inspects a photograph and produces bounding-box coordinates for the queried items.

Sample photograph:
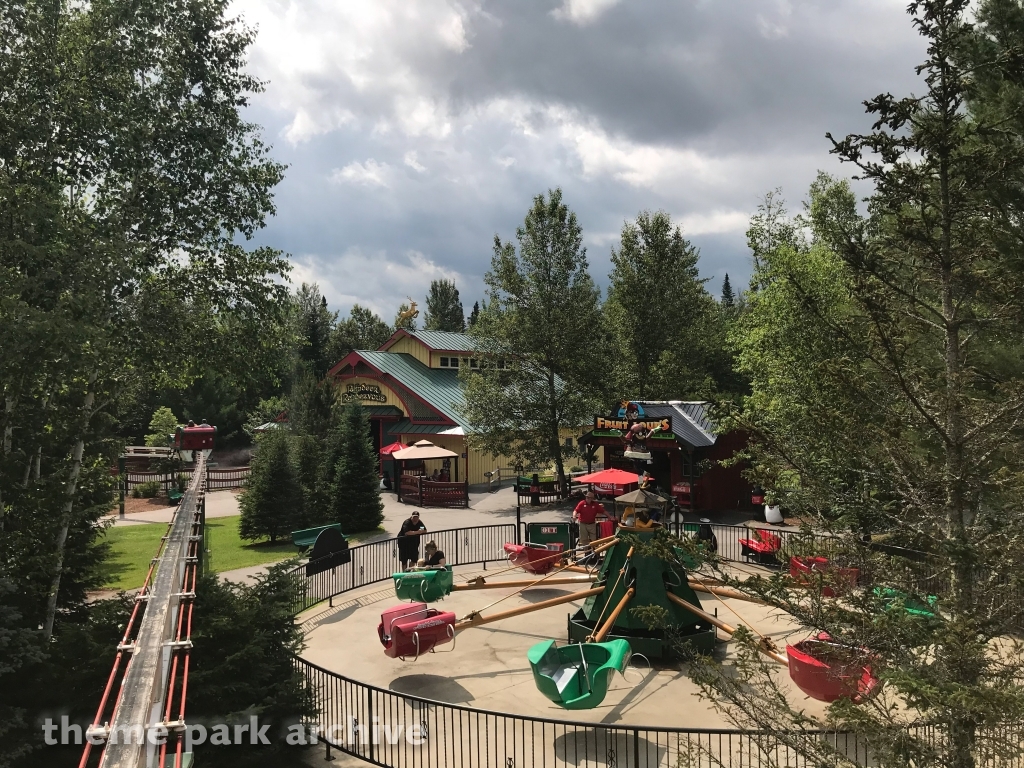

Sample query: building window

[470,358,479,369]
[564,437,573,448]
[439,356,449,367]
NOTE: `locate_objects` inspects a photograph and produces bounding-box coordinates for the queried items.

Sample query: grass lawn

[98,517,386,591]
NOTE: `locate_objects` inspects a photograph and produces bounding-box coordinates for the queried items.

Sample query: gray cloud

[235,0,927,314]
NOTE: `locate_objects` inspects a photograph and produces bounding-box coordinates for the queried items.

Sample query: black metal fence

[289,522,1024,767]
[290,524,515,614]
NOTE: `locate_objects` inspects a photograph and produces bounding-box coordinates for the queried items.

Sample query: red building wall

[694,430,757,513]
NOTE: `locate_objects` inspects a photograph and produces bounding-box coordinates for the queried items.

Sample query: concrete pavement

[103,488,243,526]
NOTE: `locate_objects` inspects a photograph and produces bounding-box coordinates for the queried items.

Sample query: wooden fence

[125,466,249,492]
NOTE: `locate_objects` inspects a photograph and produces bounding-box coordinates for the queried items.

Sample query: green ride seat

[874,587,939,619]
[527,639,632,710]
[291,523,344,551]
[393,566,454,602]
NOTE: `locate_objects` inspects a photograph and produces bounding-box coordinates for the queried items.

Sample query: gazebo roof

[392,439,458,461]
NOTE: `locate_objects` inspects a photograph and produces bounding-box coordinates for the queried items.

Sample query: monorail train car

[173,421,216,463]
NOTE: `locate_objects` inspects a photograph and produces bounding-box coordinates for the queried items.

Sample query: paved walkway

[103,489,242,526]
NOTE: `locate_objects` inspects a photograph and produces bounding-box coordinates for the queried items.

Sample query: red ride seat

[378,602,456,660]
[787,633,879,703]
[503,542,565,574]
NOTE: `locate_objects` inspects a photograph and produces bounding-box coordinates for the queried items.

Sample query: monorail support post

[118,456,126,519]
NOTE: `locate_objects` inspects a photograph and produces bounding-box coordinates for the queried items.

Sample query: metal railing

[289,524,515,614]
[289,522,1024,767]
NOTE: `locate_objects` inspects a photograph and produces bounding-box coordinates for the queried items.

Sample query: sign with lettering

[593,415,671,433]
[341,383,388,403]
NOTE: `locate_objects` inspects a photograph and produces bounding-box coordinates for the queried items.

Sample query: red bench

[739,529,782,565]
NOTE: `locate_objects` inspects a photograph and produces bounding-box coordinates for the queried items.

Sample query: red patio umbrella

[573,468,640,484]
[379,441,408,456]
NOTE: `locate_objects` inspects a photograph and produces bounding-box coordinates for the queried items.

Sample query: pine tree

[239,429,302,543]
[288,367,336,440]
[329,401,383,532]
[467,301,480,328]
[423,279,466,332]
[294,283,338,379]
[292,433,328,528]
[720,274,735,307]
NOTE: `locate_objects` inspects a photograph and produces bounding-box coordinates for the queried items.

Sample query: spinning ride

[373,518,896,711]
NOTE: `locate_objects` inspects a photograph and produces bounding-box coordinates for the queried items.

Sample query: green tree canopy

[463,189,607,495]
[605,211,729,398]
[329,304,392,361]
[144,407,179,447]
[423,279,466,332]
[0,0,291,651]
[715,3,1024,765]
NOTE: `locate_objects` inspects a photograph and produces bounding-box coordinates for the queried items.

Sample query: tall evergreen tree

[605,211,725,398]
[294,283,338,379]
[288,367,336,440]
[423,279,466,332]
[467,301,481,328]
[329,401,383,532]
[712,4,1024,766]
[720,274,735,307]
[463,189,608,496]
[239,429,302,543]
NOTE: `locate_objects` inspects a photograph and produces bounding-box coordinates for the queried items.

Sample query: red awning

[573,468,640,485]
[380,441,409,456]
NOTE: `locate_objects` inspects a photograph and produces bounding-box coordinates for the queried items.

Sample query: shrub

[133,481,161,499]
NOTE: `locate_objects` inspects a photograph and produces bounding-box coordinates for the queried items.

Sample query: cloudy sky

[233,0,927,320]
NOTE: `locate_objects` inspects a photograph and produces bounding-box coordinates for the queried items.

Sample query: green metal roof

[358,405,404,418]
[357,351,470,430]
[404,330,478,352]
[386,420,456,436]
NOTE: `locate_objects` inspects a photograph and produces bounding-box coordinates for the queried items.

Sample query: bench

[291,523,344,551]
[739,529,782,565]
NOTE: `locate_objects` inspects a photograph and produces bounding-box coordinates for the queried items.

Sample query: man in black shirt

[398,511,427,570]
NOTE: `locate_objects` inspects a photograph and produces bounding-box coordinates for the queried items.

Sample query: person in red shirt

[573,491,606,547]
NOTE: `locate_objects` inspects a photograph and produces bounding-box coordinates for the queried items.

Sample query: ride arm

[591,587,635,643]
[665,592,787,665]
[454,586,605,631]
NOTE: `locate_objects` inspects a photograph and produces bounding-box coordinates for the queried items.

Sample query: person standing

[398,511,427,570]
[573,491,605,547]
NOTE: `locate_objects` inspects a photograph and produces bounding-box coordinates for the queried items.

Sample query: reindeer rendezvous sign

[341,383,388,403]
